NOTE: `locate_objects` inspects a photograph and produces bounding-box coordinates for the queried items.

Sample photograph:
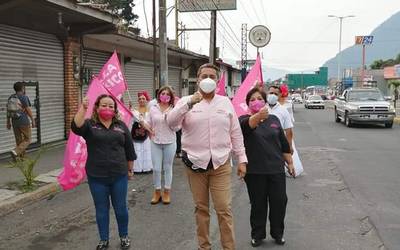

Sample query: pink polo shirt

[167,94,247,170]
[147,104,177,144]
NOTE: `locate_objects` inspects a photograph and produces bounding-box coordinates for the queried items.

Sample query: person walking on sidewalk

[71,94,136,250]
[147,86,178,205]
[131,91,153,174]
[239,87,295,247]
[6,81,36,159]
[167,63,247,250]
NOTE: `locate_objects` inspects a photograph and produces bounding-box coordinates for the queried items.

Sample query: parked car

[334,88,396,128]
[291,93,303,104]
[305,95,325,109]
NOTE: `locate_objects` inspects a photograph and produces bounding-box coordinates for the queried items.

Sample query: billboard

[355,36,374,45]
[177,0,237,12]
[384,64,400,79]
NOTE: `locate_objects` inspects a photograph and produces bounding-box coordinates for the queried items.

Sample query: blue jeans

[151,141,176,189]
[87,175,129,241]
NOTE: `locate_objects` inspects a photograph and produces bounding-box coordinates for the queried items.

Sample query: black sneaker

[96,240,109,250]
[274,237,285,245]
[120,236,131,249]
[251,239,262,247]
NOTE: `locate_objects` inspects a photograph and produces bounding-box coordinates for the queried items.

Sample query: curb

[0,182,61,217]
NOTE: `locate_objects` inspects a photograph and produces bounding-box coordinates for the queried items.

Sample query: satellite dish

[249,25,271,48]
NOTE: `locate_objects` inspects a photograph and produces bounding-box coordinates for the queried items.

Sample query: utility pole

[209,10,217,64]
[328,15,355,83]
[361,44,366,87]
[175,0,179,47]
[152,0,158,92]
[159,0,168,86]
[241,23,248,81]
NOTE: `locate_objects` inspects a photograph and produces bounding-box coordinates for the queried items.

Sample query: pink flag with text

[216,72,226,96]
[97,51,128,100]
[232,55,263,117]
[57,79,133,191]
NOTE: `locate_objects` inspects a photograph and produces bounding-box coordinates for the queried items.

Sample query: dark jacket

[71,119,136,178]
[239,114,290,174]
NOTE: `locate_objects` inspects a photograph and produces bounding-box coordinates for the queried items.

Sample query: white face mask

[199,78,217,94]
[267,94,279,105]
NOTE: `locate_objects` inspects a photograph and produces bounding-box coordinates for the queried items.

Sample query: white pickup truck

[334,88,396,128]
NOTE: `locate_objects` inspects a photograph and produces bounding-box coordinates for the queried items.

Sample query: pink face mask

[98,108,115,121]
[159,94,171,104]
[249,99,265,113]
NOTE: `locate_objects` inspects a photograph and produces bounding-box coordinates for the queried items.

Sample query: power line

[259,0,268,25]
[248,0,263,24]
[142,0,150,37]
[193,12,241,58]
[238,0,258,25]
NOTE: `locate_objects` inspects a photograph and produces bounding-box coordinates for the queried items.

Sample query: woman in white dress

[131,91,153,174]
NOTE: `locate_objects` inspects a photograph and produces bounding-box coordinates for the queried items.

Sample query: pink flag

[232,55,263,117]
[57,79,133,191]
[97,51,128,100]
[216,72,226,96]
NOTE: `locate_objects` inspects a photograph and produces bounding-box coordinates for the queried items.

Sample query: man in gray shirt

[6,82,35,158]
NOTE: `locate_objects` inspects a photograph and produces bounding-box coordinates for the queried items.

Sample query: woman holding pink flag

[239,88,295,247]
[146,86,178,205]
[71,94,136,250]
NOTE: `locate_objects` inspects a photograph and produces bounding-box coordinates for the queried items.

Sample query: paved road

[1,105,398,249]
[296,105,400,250]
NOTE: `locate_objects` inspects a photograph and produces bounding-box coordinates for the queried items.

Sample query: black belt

[181,150,213,173]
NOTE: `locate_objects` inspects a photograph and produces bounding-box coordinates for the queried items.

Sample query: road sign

[355,36,374,45]
[249,25,271,48]
[177,0,236,12]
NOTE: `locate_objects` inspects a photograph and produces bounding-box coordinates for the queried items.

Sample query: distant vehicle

[305,95,325,109]
[291,93,303,104]
[305,85,327,97]
[334,88,396,128]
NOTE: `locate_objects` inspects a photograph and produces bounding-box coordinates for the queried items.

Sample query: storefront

[0,24,65,154]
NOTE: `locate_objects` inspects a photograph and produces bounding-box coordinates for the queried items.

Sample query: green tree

[370,53,400,69]
[370,59,384,69]
[79,0,139,26]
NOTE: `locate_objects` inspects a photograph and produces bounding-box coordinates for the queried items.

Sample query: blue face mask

[267,94,278,105]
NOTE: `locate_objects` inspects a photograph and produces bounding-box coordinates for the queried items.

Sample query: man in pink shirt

[167,63,247,250]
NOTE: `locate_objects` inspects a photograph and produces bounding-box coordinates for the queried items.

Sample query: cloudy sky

[133,0,400,72]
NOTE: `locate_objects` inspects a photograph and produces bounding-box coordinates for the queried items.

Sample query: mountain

[323,11,400,78]
[262,66,289,81]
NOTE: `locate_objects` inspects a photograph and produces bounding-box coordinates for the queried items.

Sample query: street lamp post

[328,15,355,83]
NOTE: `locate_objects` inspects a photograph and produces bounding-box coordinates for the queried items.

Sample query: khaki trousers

[186,161,235,250]
[13,125,32,156]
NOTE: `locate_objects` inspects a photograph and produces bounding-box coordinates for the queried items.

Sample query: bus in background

[304,85,327,99]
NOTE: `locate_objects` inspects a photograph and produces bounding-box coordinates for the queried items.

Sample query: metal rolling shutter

[0,24,64,154]
[168,68,181,97]
[124,61,154,107]
[81,49,111,95]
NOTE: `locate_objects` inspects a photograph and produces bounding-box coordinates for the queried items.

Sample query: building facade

[0,0,207,155]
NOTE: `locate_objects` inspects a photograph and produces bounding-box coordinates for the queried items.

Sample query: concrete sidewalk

[0,144,65,216]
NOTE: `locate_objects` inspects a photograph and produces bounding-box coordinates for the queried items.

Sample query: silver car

[305,95,325,109]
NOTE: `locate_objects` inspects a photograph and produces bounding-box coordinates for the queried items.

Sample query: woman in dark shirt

[71,94,136,250]
[239,88,295,248]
